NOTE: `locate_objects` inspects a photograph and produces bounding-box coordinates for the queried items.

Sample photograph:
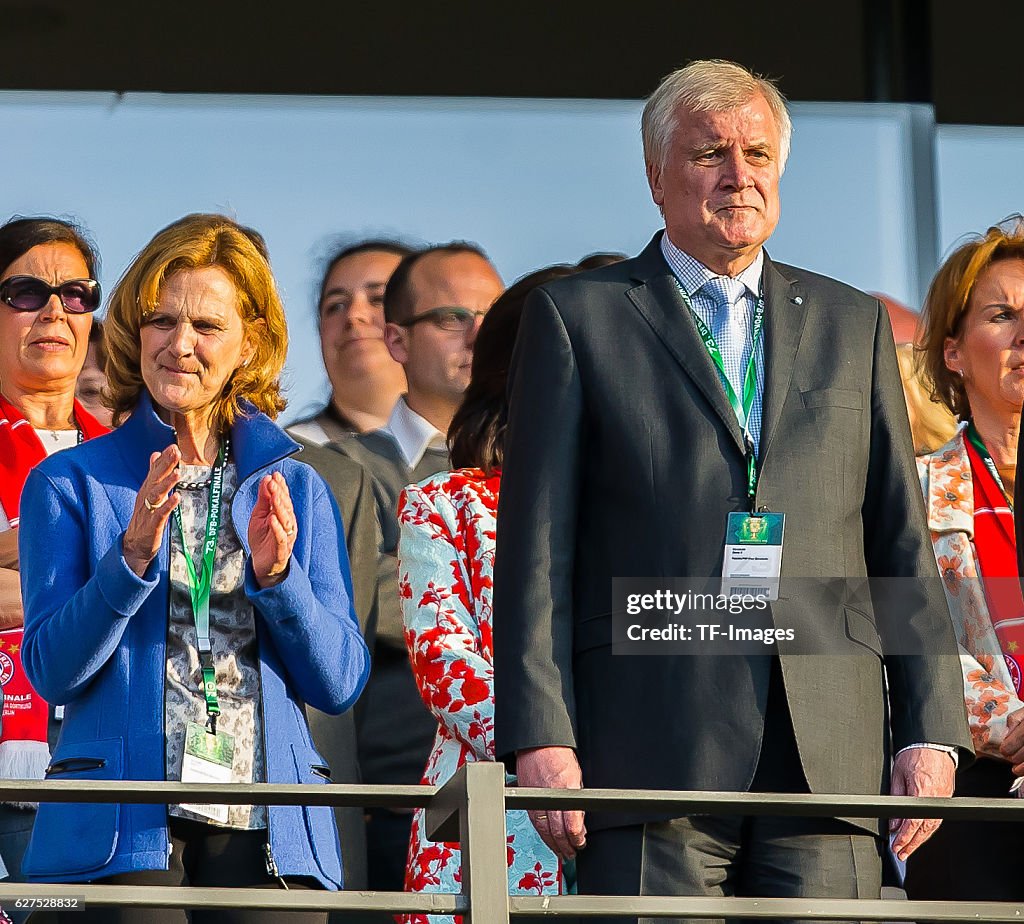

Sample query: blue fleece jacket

[17,394,370,887]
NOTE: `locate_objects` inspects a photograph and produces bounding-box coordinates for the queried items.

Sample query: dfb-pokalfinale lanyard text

[682,289,765,510]
[172,438,229,734]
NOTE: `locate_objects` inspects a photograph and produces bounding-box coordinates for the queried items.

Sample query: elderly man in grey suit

[492,59,971,918]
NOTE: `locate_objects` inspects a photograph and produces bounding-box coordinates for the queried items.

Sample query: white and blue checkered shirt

[660,233,766,453]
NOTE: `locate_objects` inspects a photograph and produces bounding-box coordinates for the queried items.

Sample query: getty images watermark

[604,576,967,656]
[623,588,792,645]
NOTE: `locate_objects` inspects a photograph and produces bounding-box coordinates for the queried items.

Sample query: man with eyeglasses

[329,242,503,895]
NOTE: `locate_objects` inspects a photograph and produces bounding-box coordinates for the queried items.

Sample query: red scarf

[0,392,107,789]
[966,438,1024,693]
[0,392,107,527]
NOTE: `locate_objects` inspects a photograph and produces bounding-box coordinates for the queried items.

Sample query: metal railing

[1,765,1022,920]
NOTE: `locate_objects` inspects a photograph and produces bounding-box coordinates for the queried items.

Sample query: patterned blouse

[397,469,563,924]
[165,461,266,829]
[918,429,1024,762]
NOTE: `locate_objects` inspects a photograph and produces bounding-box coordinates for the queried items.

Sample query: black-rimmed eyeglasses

[0,275,102,314]
[399,307,486,334]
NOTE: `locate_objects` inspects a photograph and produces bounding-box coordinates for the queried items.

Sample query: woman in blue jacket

[17,214,371,923]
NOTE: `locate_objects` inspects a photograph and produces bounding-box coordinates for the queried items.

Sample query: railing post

[456,763,509,924]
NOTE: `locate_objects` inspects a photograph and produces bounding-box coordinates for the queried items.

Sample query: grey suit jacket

[492,234,972,832]
[332,431,449,787]
[294,438,379,632]
[293,437,379,891]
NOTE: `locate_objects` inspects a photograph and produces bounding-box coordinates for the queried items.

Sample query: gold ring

[535,813,548,820]
[286,525,296,536]
[144,495,167,512]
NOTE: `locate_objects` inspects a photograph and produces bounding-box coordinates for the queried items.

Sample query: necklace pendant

[177,478,212,491]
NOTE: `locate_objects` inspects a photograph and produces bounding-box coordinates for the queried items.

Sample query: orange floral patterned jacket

[918,429,1024,759]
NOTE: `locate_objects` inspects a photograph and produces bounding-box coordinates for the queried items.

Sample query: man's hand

[889,747,955,861]
[516,746,587,860]
[999,706,1024,773]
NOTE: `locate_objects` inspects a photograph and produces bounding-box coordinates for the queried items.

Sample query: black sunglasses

[0,275,102,314]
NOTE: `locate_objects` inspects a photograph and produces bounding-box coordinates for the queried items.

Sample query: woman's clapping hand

[248,472,297,588]
[123,445,182,577]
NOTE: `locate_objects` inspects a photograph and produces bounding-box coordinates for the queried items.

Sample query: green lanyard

[682,288,766,509]
[172,438,229,733]
[966,421,1013,509]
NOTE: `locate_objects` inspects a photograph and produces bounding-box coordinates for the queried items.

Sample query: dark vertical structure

[864,0,932,103]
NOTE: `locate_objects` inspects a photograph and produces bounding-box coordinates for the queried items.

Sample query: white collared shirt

[382,396,447,469]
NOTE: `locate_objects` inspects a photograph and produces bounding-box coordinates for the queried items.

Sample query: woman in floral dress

[396,265,576,922]
[905,217,1024,899]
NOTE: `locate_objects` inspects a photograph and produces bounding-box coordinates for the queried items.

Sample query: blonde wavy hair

[895,343,957,454]
[104,214,288,429]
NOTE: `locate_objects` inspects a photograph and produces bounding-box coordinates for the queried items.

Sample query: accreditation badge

[180,719,235,824]
[721,512,785,600]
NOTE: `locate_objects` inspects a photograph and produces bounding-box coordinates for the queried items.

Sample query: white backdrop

[936,124,1024,261]
[0,92,942,421]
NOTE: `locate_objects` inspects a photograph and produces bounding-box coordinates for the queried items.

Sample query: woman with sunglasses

[0,216,107,916]
[16,214,369,923]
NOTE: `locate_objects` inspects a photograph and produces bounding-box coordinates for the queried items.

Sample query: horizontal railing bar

[3,884,1018,920]
[510,895,1024,921]
[8,779,1022,820]
[0,883,465,913]
[0,780,435,808]
[505,787,1024,820]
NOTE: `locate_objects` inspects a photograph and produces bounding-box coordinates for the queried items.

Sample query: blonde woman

[18,214,369,922]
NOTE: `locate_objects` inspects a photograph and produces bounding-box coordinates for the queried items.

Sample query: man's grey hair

[641,59,792,174]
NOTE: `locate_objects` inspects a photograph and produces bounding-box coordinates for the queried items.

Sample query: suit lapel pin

[792,296,803,305]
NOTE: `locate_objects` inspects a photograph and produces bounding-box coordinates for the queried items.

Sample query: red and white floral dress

[397,468,563,923]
